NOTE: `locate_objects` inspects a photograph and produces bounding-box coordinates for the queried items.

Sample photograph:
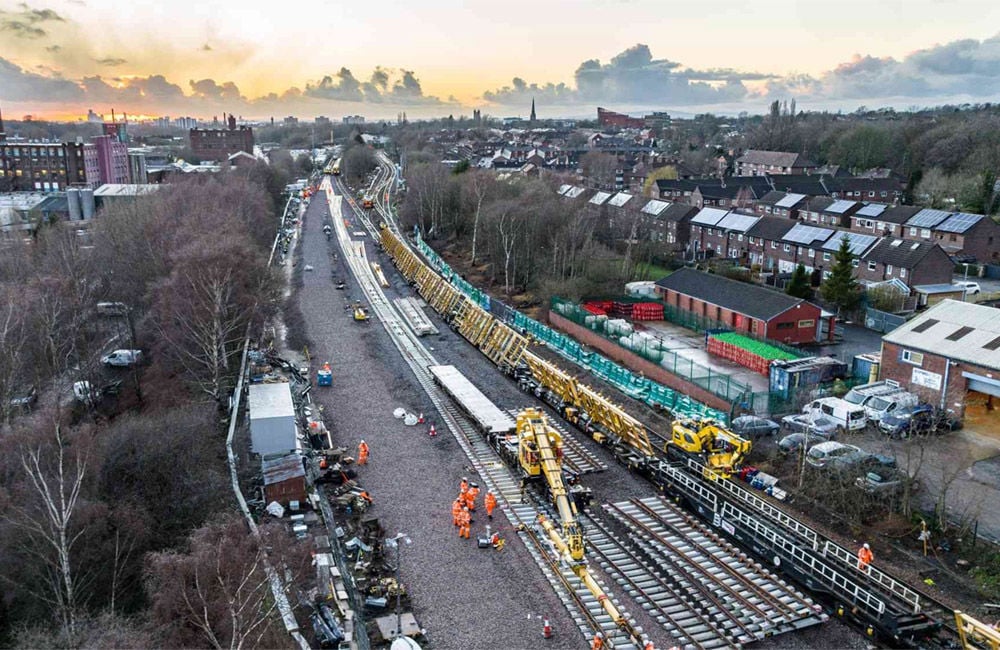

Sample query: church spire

[530,97,536,123]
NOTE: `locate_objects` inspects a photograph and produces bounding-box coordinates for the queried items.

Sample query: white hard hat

[863,543,870,549]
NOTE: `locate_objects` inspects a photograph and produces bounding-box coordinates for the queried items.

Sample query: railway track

[323,180,642,648]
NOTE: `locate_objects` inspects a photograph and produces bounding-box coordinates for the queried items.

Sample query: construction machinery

[669,418,751,478]
[515,408,588,561]
[353,302,371,322]
[362,195,374,209]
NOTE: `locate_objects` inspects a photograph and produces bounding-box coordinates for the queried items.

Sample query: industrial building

[880,300,1000,423]
[654,267,829,345]
[248,381,299,457]
[189,114,255,162]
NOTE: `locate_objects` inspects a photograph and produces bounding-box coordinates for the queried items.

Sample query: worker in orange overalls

[458,507,471,539]
[857,542,873,571]
[467,483,480,511]
[591,631,605,650]
[357,440,369,465]
[485,491,497,520]
[451,498,463,527]
[460,476,469,493]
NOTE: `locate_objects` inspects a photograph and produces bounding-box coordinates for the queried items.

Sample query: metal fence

[864,307,907,333]
[413,232,727,422]
[551,297,754,406]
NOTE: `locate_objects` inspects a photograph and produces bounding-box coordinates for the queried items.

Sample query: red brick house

[857,237,954,288]
[899,209,1000,262]
[881,300,1000,421]
[848,204,920,238]
[735,150,817,177]
[654,267,825,344]
[755,191,810,219]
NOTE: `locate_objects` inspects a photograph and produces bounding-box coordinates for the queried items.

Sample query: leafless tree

[146,517,294,650]
[5,424,89,640]
[581,151,619,189]
[0,286,30,423]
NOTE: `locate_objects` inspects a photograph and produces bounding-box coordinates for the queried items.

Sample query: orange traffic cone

[542,617,552,639]
[418,412,425,424]
[429,424,437,437]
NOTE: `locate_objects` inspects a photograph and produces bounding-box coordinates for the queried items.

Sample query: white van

[864,390,918,423]
[803,397,867,432]
[842,381,901,408]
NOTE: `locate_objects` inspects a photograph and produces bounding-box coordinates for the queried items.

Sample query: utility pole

[386,532,411,638]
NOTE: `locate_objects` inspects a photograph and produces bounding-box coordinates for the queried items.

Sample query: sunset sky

[2,0,1000,120]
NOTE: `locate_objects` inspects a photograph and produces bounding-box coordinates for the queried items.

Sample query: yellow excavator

[515,409,644,646]
[669,417,752,479]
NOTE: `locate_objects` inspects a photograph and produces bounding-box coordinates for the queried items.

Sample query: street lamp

[385,533,412,638]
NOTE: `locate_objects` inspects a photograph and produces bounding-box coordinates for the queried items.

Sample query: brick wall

[879,341,991,417]
[547,312,732,413]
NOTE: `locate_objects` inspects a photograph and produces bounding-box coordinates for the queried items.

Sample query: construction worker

[644,640,655,650]
[458,507,471,539]
[460,476,469,493]
[467,483,480,511]
[451,498,463,527]
[591,631,605,650]
[357,440,369,465]
[485,491,497,520]
[858,542,874,571]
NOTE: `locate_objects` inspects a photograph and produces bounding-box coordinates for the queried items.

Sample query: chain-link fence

[551,296,754,406]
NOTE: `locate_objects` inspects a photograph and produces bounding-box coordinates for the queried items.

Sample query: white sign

[911,367,942,391]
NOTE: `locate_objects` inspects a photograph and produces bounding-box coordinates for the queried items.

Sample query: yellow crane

[516,408,644,646]
[670,417,752,479]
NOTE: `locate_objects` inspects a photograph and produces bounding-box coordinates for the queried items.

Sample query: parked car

[731,415,780,439]
[9,385,38,411]
[781,413,839,439]
[802,397,867,432]
[953,281,982,295]
[855,468,918,496]
[806,441,867,470]
[880,404,961,438]
[864,390,918,424]
[101,349,143,367]
[778,432,829,455]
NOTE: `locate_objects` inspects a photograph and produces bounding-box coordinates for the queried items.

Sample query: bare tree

[146,517,293,650]
[0,286,30,423]
[6,424,89,640]
[581,151,619,189]
[466,170,496,265]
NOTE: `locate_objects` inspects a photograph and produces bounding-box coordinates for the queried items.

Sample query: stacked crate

[631,302,664,321]
[707,332,800,376]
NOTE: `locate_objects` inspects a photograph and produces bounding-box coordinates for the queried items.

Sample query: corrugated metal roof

[262,454,305,485]
[821,231,879,255]
[690,207,729,226]
[905,208,952,228]
[716,212,760,232]
[783,223,834,245]
[935,212,983,234]
[774,192,807,208]
[856,203,888,217]
[607,192,633,207]
[93,184,160,197]
[883,300,1000,370]
[641,199,670,215]
[825,199,859,214]
[589,191,612,205]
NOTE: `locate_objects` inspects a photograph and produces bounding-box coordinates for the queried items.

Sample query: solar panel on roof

[935,212,983,234]
[774,193,806,208]
[821,232,878,255]
[856,203,887,217]
[717,213,759,232]
[566,187,587,198]
[608,192,632,207]
[783,224,833,244]
[826,200,857,214]
[589,192,612,205]
[906,208,952,228]
[641,200,669,215]
[691,208,728,226]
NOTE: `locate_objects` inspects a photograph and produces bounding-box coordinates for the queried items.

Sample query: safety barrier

[413,233,726,423]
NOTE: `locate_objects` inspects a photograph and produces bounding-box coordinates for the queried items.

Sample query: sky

[2,0,1000,121]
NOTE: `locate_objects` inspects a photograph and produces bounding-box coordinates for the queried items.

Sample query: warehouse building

[654,267,830,345]
[881,300,1000,424]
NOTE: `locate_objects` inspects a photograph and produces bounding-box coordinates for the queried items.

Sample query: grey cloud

[45,44,60,52]
[189,78,243,101]
[0,55,81,100]
[0,4,65,38]
[95,57,127,67]
[304,66,445,104]
[484,43,752,106]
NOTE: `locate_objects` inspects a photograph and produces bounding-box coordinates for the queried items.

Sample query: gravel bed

[297,196,581,649]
